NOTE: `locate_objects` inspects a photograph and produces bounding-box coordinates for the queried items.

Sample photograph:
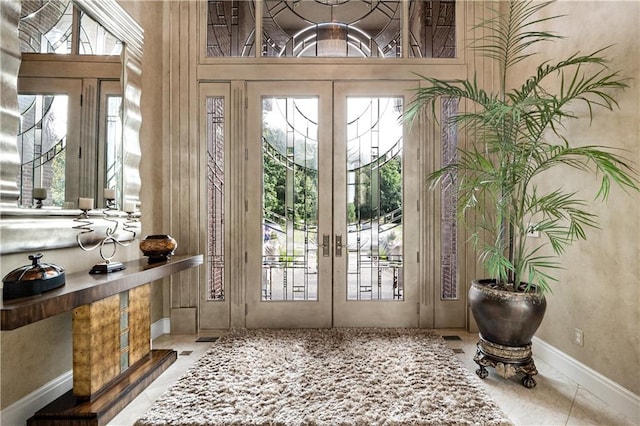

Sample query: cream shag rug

[135,328,513,426]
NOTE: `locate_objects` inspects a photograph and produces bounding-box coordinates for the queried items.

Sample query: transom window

[19,0,122,55]
[206,0,455,58]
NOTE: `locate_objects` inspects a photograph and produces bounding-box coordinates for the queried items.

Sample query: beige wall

[516,1,639,395]
[117,0,167,322]
[0,1,166,409]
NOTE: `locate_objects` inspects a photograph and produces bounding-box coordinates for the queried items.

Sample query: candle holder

[73,206,137,274]
[33,188,47,209]
[105,197,116,210]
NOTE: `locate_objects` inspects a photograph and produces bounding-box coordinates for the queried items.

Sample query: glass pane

[206,0,457,59]
[17,94,68,208]
[262,0,401,57]
[207,97,225,300]
[262,97,318,301]
[441,97,458,299]
[79,11,123,55]
[119,291,129,373]
[409,0,456,58]
[206,0,256,57]
[346,97,403,300]
[105,96,122,202]
[19,1,122,55]
[19,0,73,53]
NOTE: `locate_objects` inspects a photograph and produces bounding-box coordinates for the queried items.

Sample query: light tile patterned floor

[109,330,637,426]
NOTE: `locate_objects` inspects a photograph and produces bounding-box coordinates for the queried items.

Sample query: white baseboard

[533,336,640,421]
[1,318,170,426]
[151,317,170,340]
[0,370,73,426]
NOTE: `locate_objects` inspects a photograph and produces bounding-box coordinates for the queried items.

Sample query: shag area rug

[135,328,513,426]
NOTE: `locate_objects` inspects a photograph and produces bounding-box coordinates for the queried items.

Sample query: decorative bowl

[2,253,65,300]
[139,235,177,263]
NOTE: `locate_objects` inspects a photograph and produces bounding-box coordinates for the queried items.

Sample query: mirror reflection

[0,0,143,255]
[17,0,124,209]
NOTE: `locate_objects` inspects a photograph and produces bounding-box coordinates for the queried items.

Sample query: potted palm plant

[406,0,638,387]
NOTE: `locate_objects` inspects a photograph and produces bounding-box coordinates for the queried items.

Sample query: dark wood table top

[1,254,203,330]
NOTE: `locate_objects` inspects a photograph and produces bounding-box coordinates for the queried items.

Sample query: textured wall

[0,0,165,410]
[117,0,166,322]
[520,1,640,395]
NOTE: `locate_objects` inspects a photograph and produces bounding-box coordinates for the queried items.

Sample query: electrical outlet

[574,328,584,347]
[527,223,540,238]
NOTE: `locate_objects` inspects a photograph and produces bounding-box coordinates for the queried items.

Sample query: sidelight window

[207,97,226,301]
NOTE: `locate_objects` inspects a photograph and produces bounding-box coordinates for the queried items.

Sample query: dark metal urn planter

[469,279,547,388]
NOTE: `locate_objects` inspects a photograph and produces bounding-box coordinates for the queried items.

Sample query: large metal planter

[469,279,547,388]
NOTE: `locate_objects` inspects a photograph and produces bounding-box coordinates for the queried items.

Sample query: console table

[1,254,203,426]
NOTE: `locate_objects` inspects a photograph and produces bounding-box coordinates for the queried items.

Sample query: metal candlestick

[73,203,137,274]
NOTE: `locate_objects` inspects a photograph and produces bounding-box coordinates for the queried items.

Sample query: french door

[245,81,420,328]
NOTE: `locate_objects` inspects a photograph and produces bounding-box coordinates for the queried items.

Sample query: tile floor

[109,330,638,426]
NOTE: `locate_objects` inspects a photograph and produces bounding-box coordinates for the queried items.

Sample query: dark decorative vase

[139,235,177,263]
[469,279,547,388]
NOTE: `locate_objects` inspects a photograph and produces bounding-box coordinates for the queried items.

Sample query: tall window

[103,94,123,199]
[17,94,68,208]
[346,97,404,300]
[441,97,458,300]
[261,97,319,301]
[207,97,226,301]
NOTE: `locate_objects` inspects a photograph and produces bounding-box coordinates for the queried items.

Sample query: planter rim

[471,278,546,300]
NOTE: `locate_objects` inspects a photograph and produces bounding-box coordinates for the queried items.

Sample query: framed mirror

[0,0,143,254]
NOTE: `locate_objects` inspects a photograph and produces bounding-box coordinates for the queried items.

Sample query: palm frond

[406,0,637,292]
[472,1,563,71]
[509,48,616,104]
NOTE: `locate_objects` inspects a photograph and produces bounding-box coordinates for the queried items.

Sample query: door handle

[335,234,347,257]
[322,234,331,257]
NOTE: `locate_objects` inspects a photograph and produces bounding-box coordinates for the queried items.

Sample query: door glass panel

[207,97,226,300]
[346,97,403,300]
[17,94,68,208]
[262,97,318,301]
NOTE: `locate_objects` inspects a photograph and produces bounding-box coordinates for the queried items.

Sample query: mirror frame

[0,0,143,254]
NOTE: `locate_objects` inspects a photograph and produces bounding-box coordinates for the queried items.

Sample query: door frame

[198,82,233,330]
[331,81,421,327]
[197,79,468,331]
[245,80,334,329]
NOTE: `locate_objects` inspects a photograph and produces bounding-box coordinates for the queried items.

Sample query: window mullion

[255,0,263,58]
[402,0,409,58]
[72,5,81,54]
